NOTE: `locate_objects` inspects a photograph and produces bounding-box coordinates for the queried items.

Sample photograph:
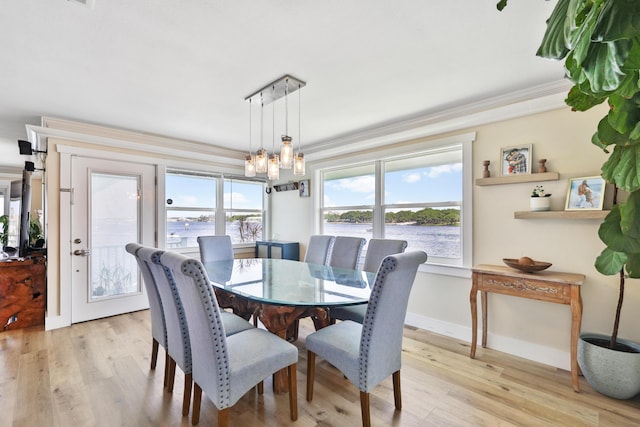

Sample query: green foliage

[324,208,460,226]
[0,215,8,247]
[499,0,640,347]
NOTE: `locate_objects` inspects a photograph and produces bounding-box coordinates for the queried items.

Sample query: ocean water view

[167,221,460,259]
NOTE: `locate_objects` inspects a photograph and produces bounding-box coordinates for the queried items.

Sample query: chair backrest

[197,235,234,263]
[359,251,427,391]
[138,246,192,374]
[160,251,232,408]
[304,235,335,265]
[328,236,365,270]
[125,243,167,348]
[362,239,408,273]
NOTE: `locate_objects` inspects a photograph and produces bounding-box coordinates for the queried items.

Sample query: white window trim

[313,132,474,277]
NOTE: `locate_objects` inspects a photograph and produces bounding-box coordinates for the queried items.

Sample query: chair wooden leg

[150,338,159,370]
[306,351,315,401]
[288,363,298,421]
[360,391,371,427]
[163,353,170,388]
[182,373,193,416]
[167,357,176,392]
[191,383,202,425]
[217,408,229,427]
[257,380,264,395]
[392,370,402,410]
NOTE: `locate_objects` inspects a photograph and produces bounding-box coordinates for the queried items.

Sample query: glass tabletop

[203,258,375,307]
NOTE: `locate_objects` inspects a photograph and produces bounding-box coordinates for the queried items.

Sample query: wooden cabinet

[255,241,300,261]
[0,257,46,331]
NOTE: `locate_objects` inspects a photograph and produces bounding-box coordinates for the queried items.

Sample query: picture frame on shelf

[565,176,605,211]
[500,144,532,176]
[299,179,310,197]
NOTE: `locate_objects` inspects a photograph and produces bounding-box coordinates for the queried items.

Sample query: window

[319,134,472,273]
[165,171,266,248]
[224,178,264,244]
[165,171,217,248]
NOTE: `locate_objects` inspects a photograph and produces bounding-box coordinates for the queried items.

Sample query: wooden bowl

[503,258,552,273]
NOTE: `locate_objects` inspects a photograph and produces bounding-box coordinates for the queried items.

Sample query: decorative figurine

[482,160,490,178]
[538,158,547,173]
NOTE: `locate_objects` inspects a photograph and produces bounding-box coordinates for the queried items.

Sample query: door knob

[73,249,91,256]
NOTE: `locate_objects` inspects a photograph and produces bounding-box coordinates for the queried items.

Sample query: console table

[0,256,46,331]
[470,264,584,391]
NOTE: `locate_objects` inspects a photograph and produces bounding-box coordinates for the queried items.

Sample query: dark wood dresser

[0,256,46,331]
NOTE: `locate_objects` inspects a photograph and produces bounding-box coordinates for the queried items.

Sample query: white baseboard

[404,312,571,371]
[45,315,71,331]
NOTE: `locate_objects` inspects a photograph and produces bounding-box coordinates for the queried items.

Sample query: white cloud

[425,163,462,178]
[330,176,375,193]
[403,172,421,183]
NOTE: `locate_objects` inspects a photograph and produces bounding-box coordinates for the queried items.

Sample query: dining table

[203,257,375,393]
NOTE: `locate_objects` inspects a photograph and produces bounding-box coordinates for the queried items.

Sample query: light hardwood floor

[1,310,639,426]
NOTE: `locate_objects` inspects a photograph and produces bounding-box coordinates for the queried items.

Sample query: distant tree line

[324,208,459,226]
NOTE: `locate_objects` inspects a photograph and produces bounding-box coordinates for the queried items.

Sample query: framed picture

[500,144,532,176]
[299,179,310,197]
[565,176,606,210]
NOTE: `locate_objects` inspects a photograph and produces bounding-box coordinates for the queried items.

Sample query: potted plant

[530,185,552,211]
[498,0,640,398]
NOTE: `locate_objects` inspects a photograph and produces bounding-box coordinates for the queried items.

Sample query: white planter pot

[530,196,550,211]
[578,332,640,399]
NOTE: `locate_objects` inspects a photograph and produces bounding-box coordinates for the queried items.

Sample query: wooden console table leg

[470,281,478,358]
[570,285,582,392]
[481,290,488,348]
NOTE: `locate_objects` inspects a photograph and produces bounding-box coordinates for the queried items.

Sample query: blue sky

[324,163,463,207]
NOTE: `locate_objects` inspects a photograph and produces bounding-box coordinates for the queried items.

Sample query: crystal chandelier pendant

[268,153,280,180]
[244,153,256,177]
[255,148,268,173]
[280,136,293,169]
[293,152,305,176]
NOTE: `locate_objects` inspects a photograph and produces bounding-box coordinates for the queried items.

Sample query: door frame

[52,145,165,329]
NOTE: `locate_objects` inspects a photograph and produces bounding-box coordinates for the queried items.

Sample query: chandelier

[244,75,306,179]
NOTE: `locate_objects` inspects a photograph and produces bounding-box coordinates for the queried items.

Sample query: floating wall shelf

[514,210,610,220]
[475,172,560,186]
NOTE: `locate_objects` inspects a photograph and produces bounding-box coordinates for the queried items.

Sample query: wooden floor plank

[1,311,639,426]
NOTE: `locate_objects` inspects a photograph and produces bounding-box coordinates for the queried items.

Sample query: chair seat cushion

[330,304,367,323]
[305,320,362,384]
[220,311,254,336]
[224,328,299,406]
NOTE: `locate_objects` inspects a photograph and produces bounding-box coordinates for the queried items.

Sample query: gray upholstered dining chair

[125,243,168,384]
[160,251,299,426]
[306,251,427,427]
[328,236,365,270]
[304,235,335,265]
[329,239,408,324]
[137,246,253,417]
[197,235,234,263]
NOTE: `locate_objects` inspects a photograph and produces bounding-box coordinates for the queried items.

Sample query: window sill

[419,263,471,278]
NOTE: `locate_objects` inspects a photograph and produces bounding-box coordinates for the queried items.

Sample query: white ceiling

[0,0,565,166]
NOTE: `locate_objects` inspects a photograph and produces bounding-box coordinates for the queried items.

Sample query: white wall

[272,103,640,370]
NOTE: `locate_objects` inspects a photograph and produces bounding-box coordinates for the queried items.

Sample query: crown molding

[26,117,245,166]
[304,80,572,162]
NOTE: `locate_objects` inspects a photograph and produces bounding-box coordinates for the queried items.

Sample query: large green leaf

[595,247,627,275]
[596,115,630,147]
[536,0,572,59]
[566,84,607,111]
[582,39,630,93]
[607,93,640,134]
[626,252,640,278]
[619,191,640,238]
[592,0,640,42]
[598,205,640,253]
[601,144,640,192]
[566,0,605,65]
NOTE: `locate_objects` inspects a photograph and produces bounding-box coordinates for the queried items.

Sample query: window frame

[315,132,474,277]
[165,169,267,250]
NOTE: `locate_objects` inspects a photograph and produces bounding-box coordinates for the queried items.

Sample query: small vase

[530,196,550,211]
